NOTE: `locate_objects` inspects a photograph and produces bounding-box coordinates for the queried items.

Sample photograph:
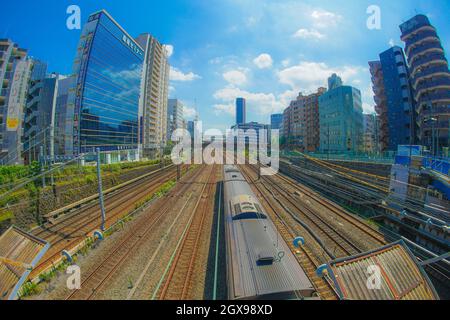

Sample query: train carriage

[223,165,316,300]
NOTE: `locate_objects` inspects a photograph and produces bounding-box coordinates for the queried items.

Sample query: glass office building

[236,97,246,125]
[66,10,144,156]
[319,75,364,153]
[270,114,283,130]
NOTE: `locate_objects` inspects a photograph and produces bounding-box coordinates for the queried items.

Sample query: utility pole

[96,148,106,231]
[327,124,330,161]
[39,146,45,188]
[160,143,164,168]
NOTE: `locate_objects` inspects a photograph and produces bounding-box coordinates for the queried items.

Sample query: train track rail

[65,166,204,300]
[29,165,181,278]
[155,165,217,300]
[244,166,366,257]
[268,164,387,246]
[238,165,339,300]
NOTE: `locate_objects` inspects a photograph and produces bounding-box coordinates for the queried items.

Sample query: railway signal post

[96,148,106,231]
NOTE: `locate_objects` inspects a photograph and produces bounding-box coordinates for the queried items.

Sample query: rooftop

[325,240,439,300]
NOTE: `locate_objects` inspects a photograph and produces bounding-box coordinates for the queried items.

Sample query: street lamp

[424,116,438,156]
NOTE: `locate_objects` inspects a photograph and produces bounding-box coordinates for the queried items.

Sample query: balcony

[410,53,448,75]
[414,78,450,100]
[413,64,450,87]
[417,92,450,107]
[405,30,439,54]
[402,24,435,42]
[408,40,443,60]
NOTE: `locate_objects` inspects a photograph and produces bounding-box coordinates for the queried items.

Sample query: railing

[282,150,396,164]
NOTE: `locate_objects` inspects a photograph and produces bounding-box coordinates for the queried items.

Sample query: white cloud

[213,86,284,116]
[253,53,273,69]
[213,104,235,116]
[389,39,395,47]
[170,67,201,81]
[278,89,297,108]
[163,45,174,58]
[362,102,374,113]
[293,28,325,40]
[311,9,342,28]
[223,69,247,86]
[246,16,261,27]
[278,61,364,92]
[281,59,291,67]
[183,106,197,119]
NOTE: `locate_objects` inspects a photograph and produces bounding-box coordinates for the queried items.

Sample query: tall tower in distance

[400,14,450,155]
[236,97,246,125]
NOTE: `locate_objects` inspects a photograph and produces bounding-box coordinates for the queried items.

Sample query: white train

[223,165,316,300]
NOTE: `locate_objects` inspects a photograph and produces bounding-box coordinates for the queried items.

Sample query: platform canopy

[325,240,439,300]
[0,226,50,300]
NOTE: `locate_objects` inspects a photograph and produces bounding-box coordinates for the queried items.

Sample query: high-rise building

[30,59,47,81]
[187,120,195,140]
[23,72,73,164]
[270,114,283,131]
[369,61,389,152]
[236,97,246,125]
[167,99,184,140]
[24,70,54,163]
[66,10,144,161]
[282,88,325,152]
[135,34,170,158]
[319,75,363,153]
[400,14,450,154]
[53,76,74,157]
[328,73,343,91]
[363,113,380,154]
[369,46,416,151]
[0,39,33,164]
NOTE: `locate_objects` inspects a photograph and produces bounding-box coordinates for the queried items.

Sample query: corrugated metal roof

[327,241,439,300]
[0,226,50,300]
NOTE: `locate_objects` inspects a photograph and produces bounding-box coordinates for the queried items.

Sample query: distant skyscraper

[135,33,170,157]
[187,120,195,139]
[369,46,416,151]
[66,10,143,160]
[327,73,343,91]
[319,75,363,153]
[400,14,450,154]
[270,114,283,130]
[167,99,184,140]
[0,39,33,164]
[236,97,246,125]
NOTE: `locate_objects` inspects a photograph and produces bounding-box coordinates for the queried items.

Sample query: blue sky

[1,0,449,131]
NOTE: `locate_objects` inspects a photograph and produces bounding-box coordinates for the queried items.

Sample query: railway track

[266,164,387,245]
[238,165,339,300]
[65,165,205,300]
[155,165,217,300]
[244,167,363,257]
[29,165,181,278]
[246,165,385,257]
